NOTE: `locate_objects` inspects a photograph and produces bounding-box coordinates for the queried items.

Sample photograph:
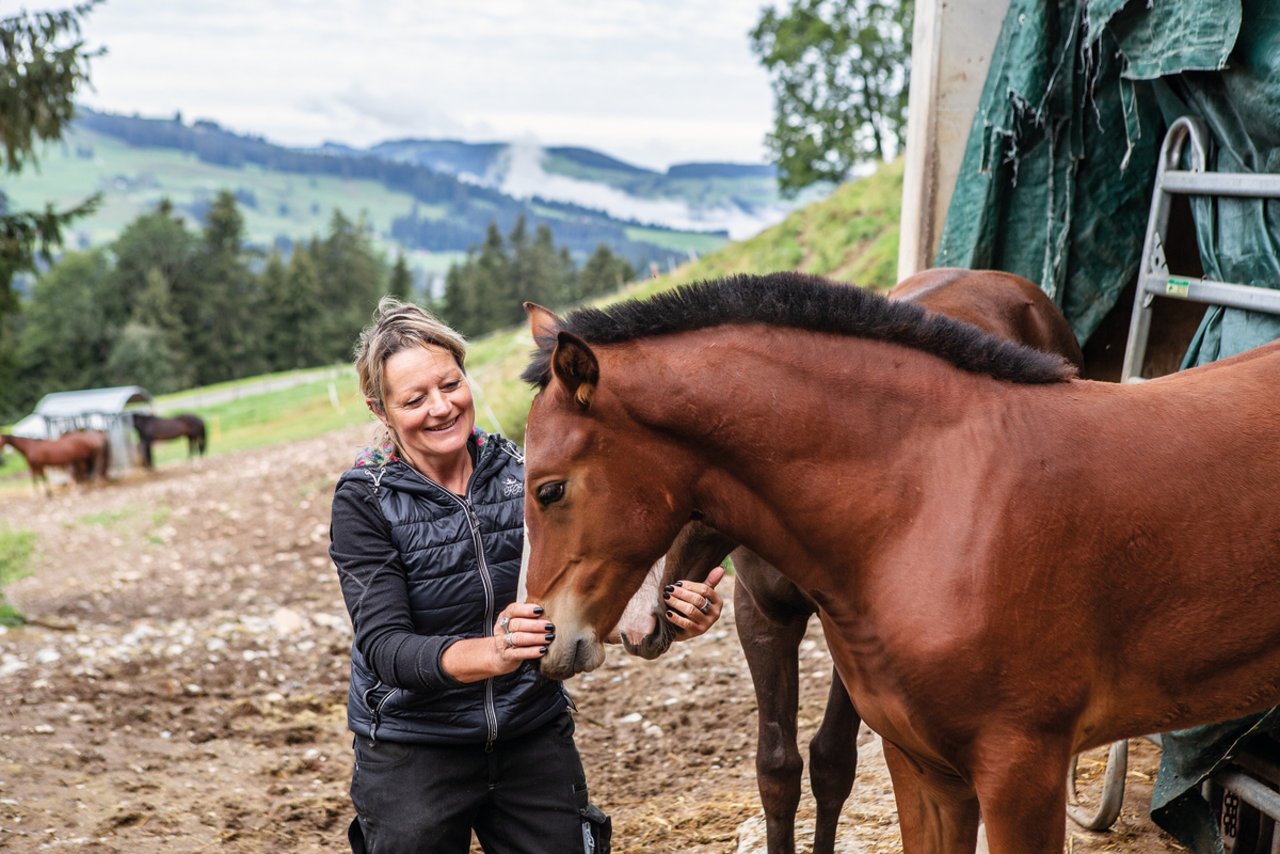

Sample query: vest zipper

[463,498,501,753]
[367,686,397,744]
[406,448,502,751]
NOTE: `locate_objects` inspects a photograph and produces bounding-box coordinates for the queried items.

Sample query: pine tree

[275,250,326,369]
[0,2,102,418]
[579,244,635,301]
[316,211,386,361]
[188,190,256,384]
[104,266,192,392]
[15,250,114,400]
[388,252,413,301]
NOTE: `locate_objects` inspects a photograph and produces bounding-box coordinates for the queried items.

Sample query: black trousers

[348,714,589,854]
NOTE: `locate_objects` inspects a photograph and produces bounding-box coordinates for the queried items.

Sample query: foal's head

[519,304,704,678]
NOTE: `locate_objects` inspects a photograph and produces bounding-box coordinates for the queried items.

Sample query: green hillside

[5,111,731,273]
[7,126,423,251]
[465,157,904,442]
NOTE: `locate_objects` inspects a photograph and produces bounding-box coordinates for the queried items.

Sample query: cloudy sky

[42,0,778,170]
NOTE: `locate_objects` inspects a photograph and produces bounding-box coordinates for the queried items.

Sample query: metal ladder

[1120,115,1280,382]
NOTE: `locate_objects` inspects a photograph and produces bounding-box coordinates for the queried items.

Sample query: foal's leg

[971,739,1071,854]
[735,582,809,854]
[808,668,858,854]
[882,739,980,853]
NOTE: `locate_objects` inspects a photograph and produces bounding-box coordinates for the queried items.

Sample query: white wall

[897,0,1012,279]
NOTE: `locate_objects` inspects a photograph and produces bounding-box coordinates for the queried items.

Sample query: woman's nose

[426,391,450,415]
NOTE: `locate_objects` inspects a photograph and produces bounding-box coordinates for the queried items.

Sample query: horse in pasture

[131,412,207,468]
[0,431,111,494]
[610,268,1085,854]
[517,273,1280,854]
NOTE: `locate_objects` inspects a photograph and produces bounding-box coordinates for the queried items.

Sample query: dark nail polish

[674,581,684,587]
[533,607,544,616]
[662,593,670,601]
[665,610,674,618]
[544,622,554,632]
[545,633,556,641]
[538,646,548,654]
[663,585,674,593]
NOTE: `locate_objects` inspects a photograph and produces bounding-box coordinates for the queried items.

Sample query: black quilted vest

[339,434,567,745]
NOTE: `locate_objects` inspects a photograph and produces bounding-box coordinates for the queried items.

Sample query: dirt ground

[0,425,1183,852]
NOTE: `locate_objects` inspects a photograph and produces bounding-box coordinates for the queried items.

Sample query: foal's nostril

[570,637,589,672]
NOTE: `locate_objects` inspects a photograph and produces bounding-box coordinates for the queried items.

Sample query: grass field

[6,128,427,250]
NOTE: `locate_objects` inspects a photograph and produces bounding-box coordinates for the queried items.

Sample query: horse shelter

[11,385,154,478]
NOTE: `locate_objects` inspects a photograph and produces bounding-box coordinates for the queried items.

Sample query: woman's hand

[441,602,554,682]
[491,602,555,671]
[664,566,726,640]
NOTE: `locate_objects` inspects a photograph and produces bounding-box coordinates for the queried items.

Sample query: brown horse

[0,431,111,494]
[614,268,1085,854]
[131,412,207,468]
[517,273,1280,853]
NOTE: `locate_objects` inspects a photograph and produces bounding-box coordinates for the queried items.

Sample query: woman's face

[373,344,475,471]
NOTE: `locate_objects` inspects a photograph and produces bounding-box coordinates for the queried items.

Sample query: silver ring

[505,632,516,649]
[698,597,711,615]
[499,616,510,632]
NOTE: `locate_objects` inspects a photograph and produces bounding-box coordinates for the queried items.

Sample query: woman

[331,297,725,853]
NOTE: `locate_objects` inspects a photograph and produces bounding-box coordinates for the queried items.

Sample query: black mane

[522,272,1076,387]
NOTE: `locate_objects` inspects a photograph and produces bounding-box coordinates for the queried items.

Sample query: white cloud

[72,0,775,169]
[498,141,788,241]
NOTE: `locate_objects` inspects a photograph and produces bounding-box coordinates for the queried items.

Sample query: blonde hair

[355,297,468,424]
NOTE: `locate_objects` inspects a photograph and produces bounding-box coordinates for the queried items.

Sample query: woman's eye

[442,381,460,391]
[536,482,566,505]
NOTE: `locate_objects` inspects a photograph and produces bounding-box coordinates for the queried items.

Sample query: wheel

[1208,781,1273,854]
[1066,739,1128,831]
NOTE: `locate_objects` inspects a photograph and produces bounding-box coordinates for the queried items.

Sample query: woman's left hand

[664,566,726,640]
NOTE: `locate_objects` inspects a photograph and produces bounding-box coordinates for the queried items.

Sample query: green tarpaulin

[936,0,1280,850]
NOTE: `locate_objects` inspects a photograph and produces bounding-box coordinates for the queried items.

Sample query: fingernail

[662,593,670,601]
[544,622,554,632]
[545,633,556,641]
[533,606,544,616]
[674,581,684,587]
[665,610,674,618]
[538,646,548,654]
[663,585,674,593]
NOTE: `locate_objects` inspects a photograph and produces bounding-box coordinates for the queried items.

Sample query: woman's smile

[425,415,461,433]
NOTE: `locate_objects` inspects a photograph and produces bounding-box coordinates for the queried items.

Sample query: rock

[271,608,306,636]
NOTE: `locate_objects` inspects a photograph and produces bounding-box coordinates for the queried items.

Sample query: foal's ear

[524,302,564,342]
[552,331,599,409]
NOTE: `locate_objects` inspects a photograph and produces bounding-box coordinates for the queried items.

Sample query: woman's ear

[367,398,388,425]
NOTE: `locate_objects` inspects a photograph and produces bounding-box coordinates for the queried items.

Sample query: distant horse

[518,273,1280,854]
[0,431,111,494]
[612,268,1084,854]
[131,412,207,468]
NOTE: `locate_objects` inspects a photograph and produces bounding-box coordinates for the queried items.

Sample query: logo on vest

[502,476,522,498]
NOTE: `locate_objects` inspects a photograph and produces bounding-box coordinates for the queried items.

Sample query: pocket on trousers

[353,735,417,770]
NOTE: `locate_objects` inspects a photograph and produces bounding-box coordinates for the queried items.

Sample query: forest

[5,190,634,421]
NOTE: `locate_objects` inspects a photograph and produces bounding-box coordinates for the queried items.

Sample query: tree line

[5,190,636,421]
[8,192,392,418]
[440,217,635,338]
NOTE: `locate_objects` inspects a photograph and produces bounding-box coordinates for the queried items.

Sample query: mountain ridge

[10,108,800,273]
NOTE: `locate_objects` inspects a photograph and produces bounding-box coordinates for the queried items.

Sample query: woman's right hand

[491,602,555,672]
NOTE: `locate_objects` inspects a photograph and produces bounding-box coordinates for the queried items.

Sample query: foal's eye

[536,481,566,506]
